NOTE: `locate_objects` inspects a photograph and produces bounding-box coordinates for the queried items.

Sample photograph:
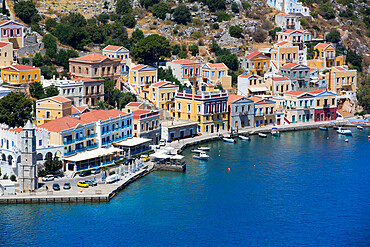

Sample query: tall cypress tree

[2,0,6,15]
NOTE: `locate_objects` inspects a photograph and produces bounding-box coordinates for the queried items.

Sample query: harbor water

[0,128,369,246]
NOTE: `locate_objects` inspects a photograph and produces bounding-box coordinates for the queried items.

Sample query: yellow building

[128,64,157,98]
[172,89,229,133]
[0,20,25,49]
[277,29,311,49]
[241,51,271,76]
[270,42,302,72]
[148,81,179,110]
[1,65,41,84]
[307,43,344,69]
[0,41,14,68]
[202,63,232,89]
[265,76,292,96]
[325,66,357,96]
[36,96,72,126]
[251,97,276,127]
[102,45,130,73]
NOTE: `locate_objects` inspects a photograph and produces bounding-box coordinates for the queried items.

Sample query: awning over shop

[64,147,121,162]
[113,137,152,147]
[249,87,268,92]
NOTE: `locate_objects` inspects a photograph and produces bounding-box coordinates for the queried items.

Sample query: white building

[0,123,63,177]
[161,119,198,141]
[42,76,85,107]
[267,0,310,16]
[275,13,303,30]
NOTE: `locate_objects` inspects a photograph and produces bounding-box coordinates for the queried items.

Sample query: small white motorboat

[357,126,364,130]
[239,135,251,141]
[191,149,202,153]
[223,138,236,143]
[193,151,209,160]
[258,133,267,138]
[198,146,210,151]
[337,127,352,135]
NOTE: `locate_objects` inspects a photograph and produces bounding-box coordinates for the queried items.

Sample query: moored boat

[193,151,209,160]
[198,146,210,151]
[191,149,202,153]
[337,127,352,135]
[239,135,251,141]
[319,126,328,131]
[223,138,236,143]
[271,127,280,136]
[357,126,364,129]
[258,133,267,138]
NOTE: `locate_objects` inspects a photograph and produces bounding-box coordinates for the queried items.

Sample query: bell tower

[19,120,38,191]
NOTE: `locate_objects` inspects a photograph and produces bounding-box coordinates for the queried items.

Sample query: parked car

[42,175,54,182]
[79,170,91,177]
[159,139,166,146]
[77,181,89,188]
[91,168,101,174]
[141,154,149,162]
[85,180,97,186]
[63,182,71,190]
[53,183,60,191]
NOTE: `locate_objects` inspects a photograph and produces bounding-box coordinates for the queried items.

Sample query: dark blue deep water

[1,129,369,246]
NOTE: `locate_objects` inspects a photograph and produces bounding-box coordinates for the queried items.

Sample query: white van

[106,174,119,184]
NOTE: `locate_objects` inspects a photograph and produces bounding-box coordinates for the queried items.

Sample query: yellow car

[141,154,149,162]
[77,181,89,188]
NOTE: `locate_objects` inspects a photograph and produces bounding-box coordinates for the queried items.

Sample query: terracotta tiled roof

[38,116,86,132]
[285,90,304,96]
[8,127,23,133]
[282,63,299,69]
[0,20,10,26]
[275,41,289,46]
[315,43,331,49]
[172,59,200,65]
[309,68,317,72]
[72,106,89,114]
[309,90,324,95]
[283,29,304,34]
[207,63,227,68]
[272,76,289,81]
[334,66,346,71]
[126,102,143,107]
[245,51,260,59]
[150,81,169,87]
[131,64,146,70]
[51,96,71,103]
[277,13,288,16]
[3,65,39,71]
[104,45,123,51]
[228,94,245,104]
[0,41,11,48]
[76,53,108,61]
[250,96,263,103]
[132,110,151,116]
[239,74,261,79]
[79,109,127,123]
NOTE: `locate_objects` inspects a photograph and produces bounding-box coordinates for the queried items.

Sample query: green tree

[269,27,282,40]
[140,0,159,8]
[326,30,341,43]
[189,44,199,56]
[0,93,33,127]
[319,3,335,20]
[216,54,239,71]
[97,13,109,24]
[229,25,243,38]
[41,65,59,79]
[121,14,136,28]
[32,53,43,67]
[54,23,73,46]
[152,2,171,20]
[45,18,57,33]
[14,1,40,24]
[357,77,370,111]
[346,50,363,72]
[203,0,226,12]
[158,67,187,90]
[65,12,87,28]
[131,28,144,44]
[44,156,63,174]
[42,34,57,53]
[231,2,239,13]
[178,50,188,59]
[173,5,191,25]
[172,44,181,55]
[132,34,171,65]
[116,0,132,15]
[45,85,60,97]
[30,81,46,99]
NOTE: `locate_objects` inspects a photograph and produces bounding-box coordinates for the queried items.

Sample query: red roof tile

[207,63,227,68]
[38,116,86,132]
[272,76,289,81]
[285,90,304,96]
[309,68,317,72]
[275,41,289,46]
[334,66,346,71]
[245,51,260,59]
[74,77,103,82]
[0,20,10,26]
[126,102,143,107]
[72,106,89,114]
[8,127,23,133]
[79,109,127,123]
[51,96,71,103]
[250,96,263,103]
[172,59,200,65]
[76,53,108,61]
[104,45,123,51]
[315,43,331,49]
[131,64,146,70]
[239,74,261,79]
[0,41,11,48]
[132,110,151,116]
[282,63,299,69]
[228,94,245,104]
[3,65,39,71]
[150,81,170,87]
[309,90,324,95]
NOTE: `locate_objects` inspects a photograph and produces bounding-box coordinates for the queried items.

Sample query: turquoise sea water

[0,128,369,246]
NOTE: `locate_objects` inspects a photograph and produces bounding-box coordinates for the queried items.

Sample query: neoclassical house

[0,124,63,177]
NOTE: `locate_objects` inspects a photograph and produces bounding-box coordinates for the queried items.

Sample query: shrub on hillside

[229,26,243,38]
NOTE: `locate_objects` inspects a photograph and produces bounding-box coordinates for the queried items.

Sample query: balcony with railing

[64,150,76,156]
[75,136,85,142]
[87,143,98,149]
[86,133,97,139]
[63,139,75,145]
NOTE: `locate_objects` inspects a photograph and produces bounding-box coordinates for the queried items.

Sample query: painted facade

[310,90,337,122]
[128,64,157,98]
[251,97,277,127]
[0,41,14,68]
[307,43,344,69]
[267,0,310,16]
[237,74,267,96]
[275,13,303,30]
[102,45,130,74]
[1,65,40,84]
[132,110,161,144]
[241,51,270,76]
[172,89,228,133]
[36,96,72,126]
[166,59,202,88]
[325,66,357,96]
[76,78,104,107]
[277,29,311,49]
[148,81,179,110]
[228,94,255,130]
[161,119,198,141]
[202,63,232,89]
[283,91,315,124]
[0,20,26,49]
[280,63,311,89]
[270,42,305,72]
[265,76,292,96]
